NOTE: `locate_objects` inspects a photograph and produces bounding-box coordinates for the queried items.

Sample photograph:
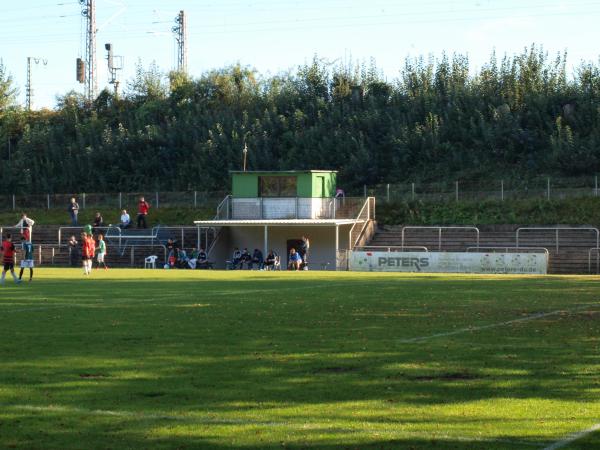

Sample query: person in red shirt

[137,196,150,229]
[1,233,21,285]
[81,232,96,275]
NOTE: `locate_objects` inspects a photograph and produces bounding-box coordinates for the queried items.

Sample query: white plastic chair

[144,255,158,269]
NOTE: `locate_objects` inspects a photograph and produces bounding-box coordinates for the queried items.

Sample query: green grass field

[1,269,599,449]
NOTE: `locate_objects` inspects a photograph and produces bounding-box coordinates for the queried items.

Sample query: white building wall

[231,198,335,220]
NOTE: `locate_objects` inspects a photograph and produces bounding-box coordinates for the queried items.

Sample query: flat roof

[229,170,337,174]
[194,219,357,227]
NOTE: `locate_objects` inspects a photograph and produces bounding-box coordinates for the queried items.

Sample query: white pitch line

[542,423,600,450]
[399,305,597,343]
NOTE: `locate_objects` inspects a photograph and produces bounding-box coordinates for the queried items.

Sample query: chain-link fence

[0,191,228,211]
[1,177,599,211]
[365,176,600,203]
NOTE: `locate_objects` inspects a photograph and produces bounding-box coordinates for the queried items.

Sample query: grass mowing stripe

[398,304,598,343]
[1,404,548,447]
[542,423,600,450]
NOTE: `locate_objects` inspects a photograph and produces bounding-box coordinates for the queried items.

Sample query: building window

[259,176,297,197]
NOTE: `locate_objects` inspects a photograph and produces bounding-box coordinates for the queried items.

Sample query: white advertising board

[349,251,548,275]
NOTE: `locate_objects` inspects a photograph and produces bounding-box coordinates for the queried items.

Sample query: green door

[315,176,325,198]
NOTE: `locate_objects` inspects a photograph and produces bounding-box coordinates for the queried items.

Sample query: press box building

[195,170,375,269]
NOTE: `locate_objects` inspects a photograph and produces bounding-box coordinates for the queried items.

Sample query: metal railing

[401,226,480,251]
[516,227,600,253]
[354,245,429,252]
[466,246,549,257]
[349,197,375,249]
[588,248,600,274]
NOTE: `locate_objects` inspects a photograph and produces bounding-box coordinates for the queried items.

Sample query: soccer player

[96,233,108,270]
[19,236,34,282]
[1,233,21,285]
[81,232,95,275]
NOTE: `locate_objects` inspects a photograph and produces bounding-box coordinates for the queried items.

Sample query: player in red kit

[1,233,21,285]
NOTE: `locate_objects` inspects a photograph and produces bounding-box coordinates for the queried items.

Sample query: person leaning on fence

[119,209,131,229]
[137,197,150,229]
[288,248,302,271]
[93,212,104,230]
[67,197,79,226]
[15,213,34,242]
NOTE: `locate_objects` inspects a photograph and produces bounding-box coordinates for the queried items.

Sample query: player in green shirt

[19,236,34,281]
[96,234,108,270]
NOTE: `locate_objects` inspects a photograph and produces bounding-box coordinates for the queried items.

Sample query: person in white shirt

[119,209,131,229]
[15,213,35,241]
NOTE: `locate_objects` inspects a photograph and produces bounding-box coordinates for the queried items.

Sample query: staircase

[367,225,599,274]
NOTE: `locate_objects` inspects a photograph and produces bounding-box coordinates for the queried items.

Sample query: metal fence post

[155,192,159,209]
[501,180,504,201]
[411,183,415,201]
[363,185,367,198]
[386,184,390,202]
[12,194,15,210]
[455,181,459,202]
[194,190,197,208]
[119,192,122,210]
[82,193,86,209]
[595,176,598,197]
[47,194,50,210]
[547,178,550,200]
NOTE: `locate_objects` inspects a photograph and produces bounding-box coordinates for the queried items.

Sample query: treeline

[1,45,600,195]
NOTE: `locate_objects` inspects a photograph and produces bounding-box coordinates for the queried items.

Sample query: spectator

[288,248,302,271]
[92,212,104,230]
[300,235,310,266]
[67,197,80,226]
[197,247,209,269]
[15,213,35,241]
[137,196,150,229]
[264,249,278,270]
[335,188,345,198]
[240,248,252,270]
[231,247,242,269]
[68,235,79,267]
[119,209,131,229]
[188,248,199,269]
[177,249,189,269]
[251,248,264,270]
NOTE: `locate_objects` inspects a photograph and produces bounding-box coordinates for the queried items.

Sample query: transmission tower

[25,57,48,111]
[172,10,187,73]
[80,0,97,101]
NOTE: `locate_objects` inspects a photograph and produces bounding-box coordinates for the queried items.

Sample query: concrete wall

[210,224,352,270]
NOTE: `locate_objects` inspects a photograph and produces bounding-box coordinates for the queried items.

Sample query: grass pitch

[1,269,600,449]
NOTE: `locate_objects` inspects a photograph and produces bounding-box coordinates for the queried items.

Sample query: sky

[1,0,600,109]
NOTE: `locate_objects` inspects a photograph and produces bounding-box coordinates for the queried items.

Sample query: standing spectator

[92,212,104,230]
[15,213,35,242]
[137,196,150,229]
[251,248,264,270]
[300,235,310,267]
[68,235,79,267]
[67,197,80,226]
[197,247,208,269]
[288,248,302,271]
[1,233,21,285]
[119,209,131,229]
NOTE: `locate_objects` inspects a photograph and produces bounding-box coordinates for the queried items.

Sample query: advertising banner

[349,251,548,274]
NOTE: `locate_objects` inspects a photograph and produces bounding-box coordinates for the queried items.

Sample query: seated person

[119,209,131,229]
[251,248,264,270]
[288,248,302,271]
[177,249,189,268]
[231,247,242,269]
[188,247,199,269]
[197,247,209,269]
[264,249,278,270]
[93,212,104,229]
[167,249,176,268]
[240,248,252,269]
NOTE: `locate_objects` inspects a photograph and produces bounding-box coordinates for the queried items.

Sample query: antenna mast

[172,10,187,73]
[25,57,48,110]
[80,0,97,101]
